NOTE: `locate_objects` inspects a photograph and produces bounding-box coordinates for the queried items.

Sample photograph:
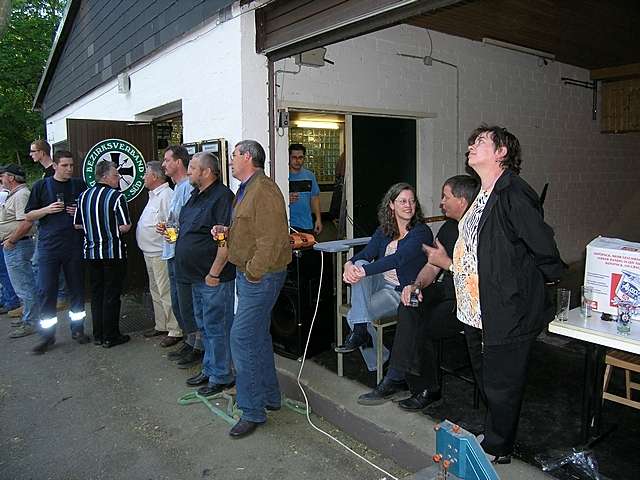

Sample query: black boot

[32,336,56,355]
[335,324,368,353]
[398,389,442,411]
[357,377,408,405]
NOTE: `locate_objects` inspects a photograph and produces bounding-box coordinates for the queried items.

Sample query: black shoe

[32,336,55,355]
[491,454,512,465]
[357,377,408,406]
[103,335,130,348]
[229,419,261,438]
[197,381,235,397]
[186,372,209,387]
[93,339,103,346]
[176,349,203,369]
[143,329,166,338]
[167,343,191,360]
[72,331,90,344]
[334,331,368,354]
[398,389,442,411]
[265,404,281,411]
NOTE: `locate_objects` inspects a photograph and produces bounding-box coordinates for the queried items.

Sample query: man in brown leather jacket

[224,139,291,439]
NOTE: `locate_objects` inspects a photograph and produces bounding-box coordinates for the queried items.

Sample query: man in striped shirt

[75,161,132,348]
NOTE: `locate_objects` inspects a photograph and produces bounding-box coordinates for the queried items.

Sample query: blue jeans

[0,246,20,308]
[231,270,286,423]
[169,258,202,349]
[346,260,400,371]
[191,280,234,385]
[4,239,38,325]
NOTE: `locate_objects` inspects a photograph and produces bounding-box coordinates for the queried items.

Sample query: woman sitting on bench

[335,183,433,376]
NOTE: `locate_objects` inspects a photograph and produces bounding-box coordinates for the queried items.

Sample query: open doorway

[351,115,417,237]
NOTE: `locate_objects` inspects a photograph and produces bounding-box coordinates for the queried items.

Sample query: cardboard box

[585,237,640,316]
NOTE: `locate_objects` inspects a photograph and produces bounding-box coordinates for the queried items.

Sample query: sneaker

[72,331,91,344]
[397,389,442,411]
[357,377,408,406]
[10,318,23,327]
[9,324,36,339]
[32,336,56,355]
[8,306,23,318]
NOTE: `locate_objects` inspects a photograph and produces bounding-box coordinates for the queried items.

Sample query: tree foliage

[0,0,65,168]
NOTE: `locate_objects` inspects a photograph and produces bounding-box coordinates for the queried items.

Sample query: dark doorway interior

[352,116,416,237]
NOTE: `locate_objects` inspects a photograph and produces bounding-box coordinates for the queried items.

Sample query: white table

[549,307,640,442]
[314,237,370,377]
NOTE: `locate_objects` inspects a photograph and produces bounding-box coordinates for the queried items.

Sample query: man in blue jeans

[222,140,291,439]
[0,165,38,337]
[175,152,235,395]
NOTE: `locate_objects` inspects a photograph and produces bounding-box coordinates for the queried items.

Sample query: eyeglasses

[395,198,416,206]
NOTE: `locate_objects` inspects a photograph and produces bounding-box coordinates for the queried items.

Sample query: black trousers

[88,259,126,342]
[390,284,460,392]
[464,324,537,457]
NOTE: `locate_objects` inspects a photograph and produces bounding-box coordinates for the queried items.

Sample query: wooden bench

[602,349,640,410]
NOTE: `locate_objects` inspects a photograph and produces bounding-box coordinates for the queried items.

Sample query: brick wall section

[275,24,640,263]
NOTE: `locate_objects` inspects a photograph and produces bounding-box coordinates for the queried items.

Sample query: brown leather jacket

[227,170,291,281]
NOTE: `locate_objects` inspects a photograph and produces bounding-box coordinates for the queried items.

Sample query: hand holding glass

[211,225,228,247]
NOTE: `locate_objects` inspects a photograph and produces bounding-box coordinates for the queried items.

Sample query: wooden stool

[602,349,640,410]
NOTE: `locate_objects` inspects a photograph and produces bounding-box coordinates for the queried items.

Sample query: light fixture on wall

[294,47,334,68]
[482,38,555,63]
[292,120,340,130]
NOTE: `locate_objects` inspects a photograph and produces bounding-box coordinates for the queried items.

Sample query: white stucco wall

[274,24,640,263]
[45,7,264,191]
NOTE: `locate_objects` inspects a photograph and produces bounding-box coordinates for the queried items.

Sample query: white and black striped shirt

[74,184,131,260]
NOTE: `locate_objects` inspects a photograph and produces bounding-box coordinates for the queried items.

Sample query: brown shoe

[8,306,23,318]
[143,329,166,338]
[160,336,183,348]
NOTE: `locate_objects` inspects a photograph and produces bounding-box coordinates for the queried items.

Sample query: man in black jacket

[426,125,564,464]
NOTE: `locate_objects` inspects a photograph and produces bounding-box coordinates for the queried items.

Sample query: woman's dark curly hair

[377,182,424,238]
[467,124,522,174]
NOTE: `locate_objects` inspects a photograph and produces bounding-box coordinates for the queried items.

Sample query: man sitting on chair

[357,175,478,406]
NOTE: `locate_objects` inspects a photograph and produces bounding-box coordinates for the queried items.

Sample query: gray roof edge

[33,0,80,111]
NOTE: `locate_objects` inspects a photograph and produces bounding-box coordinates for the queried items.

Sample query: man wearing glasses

[220,140,291,439]
[30,140,55,178]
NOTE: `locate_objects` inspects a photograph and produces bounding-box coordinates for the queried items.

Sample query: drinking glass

[581,285,594,318]
[617,303,633,335]
[555,288,571,322]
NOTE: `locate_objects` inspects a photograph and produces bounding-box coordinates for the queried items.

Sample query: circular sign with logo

[83,138,146,202]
